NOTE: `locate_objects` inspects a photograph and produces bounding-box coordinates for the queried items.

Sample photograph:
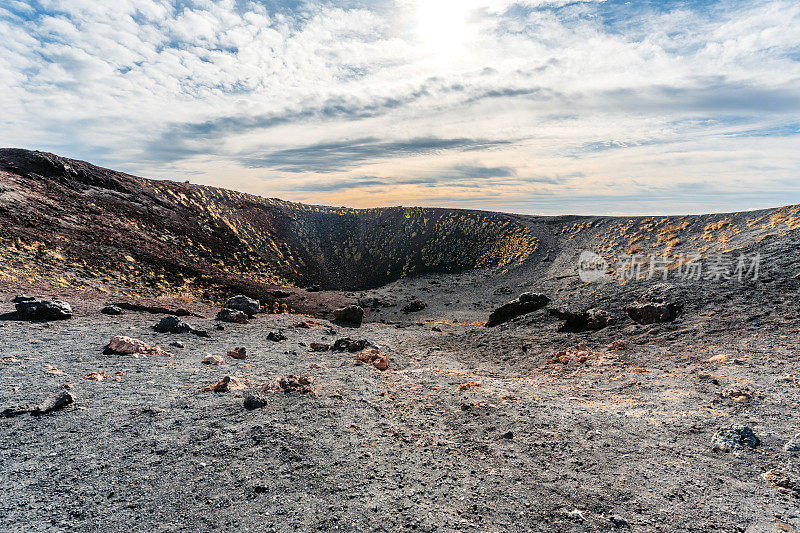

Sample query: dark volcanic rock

[243,392,270,410]
[625,283,683,324]
[332,338,370,353]
[101,305,122,315]
[549,308,613,332]
[486,292,550,327]
[225,295,260,316]
[153,316,209,337]
[15,298,72,320]
[31,391,75,416]
[333,305,364,325]
[12,294,36,304]
[401,300,427,313]
[712,425,760,452]
[216,308,249,324]
[267,331,286,342]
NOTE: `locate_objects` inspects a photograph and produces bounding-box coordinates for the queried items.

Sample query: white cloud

[0,0,799,214]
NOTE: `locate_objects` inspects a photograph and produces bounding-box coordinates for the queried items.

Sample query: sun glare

[414,0,476,64]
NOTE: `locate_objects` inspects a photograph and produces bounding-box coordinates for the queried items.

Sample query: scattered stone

[202,355,225,366]
[310,342,329,352]
[712,425,760,452]
[225,295,260,316]
[267,331,287,342]
[549,307,613,332]
[784,433,800,453]
[354,348,389,371]
[216,308,249,324]
[243,392,270,410]
[431,326,442,332]
[498,431,514,440]
[306,284,321,292]
[100,305,122,316]
[15,298,72,320]
[31,390,75,415]
[153,316,209,337]
[494,286,513,295]
[401,300,427,313]
[486,293,550,327]
[215,324,225,331]
[333,338,370,352]
[227,347,247,360]
[333,305,364,325]
[624,284,682,324]
[200,375,246,393]
[609,515,630,528]
[262,375,316,395]
[458,381,481,391]
[170,341,185,349]
[567,509,585,522]
[106,335,174,357]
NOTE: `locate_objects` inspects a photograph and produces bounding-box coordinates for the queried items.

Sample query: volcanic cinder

[1,149,799,532]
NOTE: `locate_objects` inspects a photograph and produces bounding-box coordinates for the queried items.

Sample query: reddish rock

[227,347,247,360]
[200,376,246,392]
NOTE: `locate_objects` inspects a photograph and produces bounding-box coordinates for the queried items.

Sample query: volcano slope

[1,149,799,532]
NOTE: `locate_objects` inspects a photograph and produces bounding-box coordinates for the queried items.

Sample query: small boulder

[401,300,427,313]
[333,305,364,325]
[712,425,760,452]
[100,305,122,316]
[267,331,286,342]
[354,348,389,371]
[225,295,260,316]
[15,298,72,320]
[216,308,249,324]
[107,336,173,357]
[153,316,208,337]
[262,375,316,395]
[31,390,74,416]
[202,355,225,366]
[486,292,550,327]
[625,284,682,324]
[200,376,246,393]
[549,308,613,332]
[332,338,369,353]
[243,392,270,410]
[227,347,247,360]
[310,343,329,352]
[12,294,36,304]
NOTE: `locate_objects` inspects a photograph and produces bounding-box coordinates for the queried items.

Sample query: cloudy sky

[1,0,799,214]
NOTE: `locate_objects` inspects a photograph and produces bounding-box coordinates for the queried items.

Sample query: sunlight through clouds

[0,0,799,214]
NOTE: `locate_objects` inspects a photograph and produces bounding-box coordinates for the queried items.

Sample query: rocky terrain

[1,149,799,531]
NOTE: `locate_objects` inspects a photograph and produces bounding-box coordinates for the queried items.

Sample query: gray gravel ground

[1,266,799,532]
